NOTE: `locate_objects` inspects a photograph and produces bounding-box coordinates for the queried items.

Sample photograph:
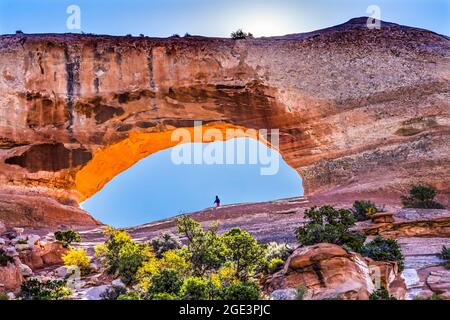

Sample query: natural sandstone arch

[74,123,277,202]
[0,18,449,226]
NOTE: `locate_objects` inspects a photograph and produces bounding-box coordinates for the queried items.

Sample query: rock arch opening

[76,123,303,226]
[81,137,303,227]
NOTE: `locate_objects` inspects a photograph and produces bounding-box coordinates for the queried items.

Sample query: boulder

[270,288,298,300]
[0,262,23,292]
[2,231,17,240]
[19,263,32,277]
[389,274,407,300]
[3,246,18,257]
[40,242,67,266]
[366,259,398,289]
[18,246,44,270]
[15,243,33,251]
[426,270,450,294]
[54,266,71,279]
[366,258,405,298]
[413,289,435,299]
[13,228,24,237]
[0,238,5,245]
[27,234,40,245]
[6,292,16,300]
[111,279,126,289]
[89,262,100,273]
[264,243,375,300]
[84,285,109,300]
[402,268,420,288]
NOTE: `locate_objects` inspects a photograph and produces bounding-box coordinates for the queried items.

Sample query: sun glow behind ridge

[220,4,302,37]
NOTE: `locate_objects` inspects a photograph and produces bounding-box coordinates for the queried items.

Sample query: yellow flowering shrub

[210,263,240,288]
[136,256,160,291]
[160,248,192,276]
[62,247,91,274]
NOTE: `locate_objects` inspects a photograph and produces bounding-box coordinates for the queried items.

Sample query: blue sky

[1,1,448,226]
[81,139,302,227]
[0,0,448,36]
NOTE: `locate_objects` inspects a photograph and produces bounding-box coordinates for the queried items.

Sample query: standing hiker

[214,195,220,208]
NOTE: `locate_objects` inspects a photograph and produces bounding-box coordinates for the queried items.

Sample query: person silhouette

[214,195,220,208]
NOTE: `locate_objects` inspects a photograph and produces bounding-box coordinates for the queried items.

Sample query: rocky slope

[1,199,449,300]
[0,17,449,227]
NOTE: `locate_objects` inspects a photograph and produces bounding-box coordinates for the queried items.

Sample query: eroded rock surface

[0,18,449,226]
[263,243,375,300]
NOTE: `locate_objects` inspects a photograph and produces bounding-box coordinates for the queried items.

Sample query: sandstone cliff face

[0,18,449,225]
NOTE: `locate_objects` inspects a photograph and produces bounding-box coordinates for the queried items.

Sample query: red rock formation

[358,209,450,237]
[263,243,375,300]
[0,262,23,293]
[0,18,449,226]
[18,242,67,270]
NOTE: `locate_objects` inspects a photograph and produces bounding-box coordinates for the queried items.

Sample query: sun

[239,10,295,37]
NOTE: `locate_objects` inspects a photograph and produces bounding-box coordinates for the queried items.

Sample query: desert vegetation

[0,248,13,266]
[2,190,446,300]
[18,279,72,300]
[369,287,396,300]
[93,218,267,300]
[295,205,366,252]
[401,185,444,209]
[54,230,81,248]
[361,236,404,271]
[295,205,404,270]
[441,246,450,269]
[230,29,253,39]
[352,200,380,221]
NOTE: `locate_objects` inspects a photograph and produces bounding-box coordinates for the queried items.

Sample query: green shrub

[0,292,9,300]
[219,282,260,300]
[295,206,366,252]
[441,246,450,269]
[54,230,81,248]
[414,294,442,300]
[401,185,444,209]
[95,227,134,274]
[265,242,293,261]
[361,237,404,271]
[441,245,450,260]
[150,232,181,258]
[180,276,213,300]
[295,284,308,300]
[19,279,72,300]
[95,227,150,284]
[0,249,13,267]
[231,29,253,39]
[16,238,28,244]
[222,228,265,281]
[117,242,148,284]
[267,258,285,274]
[117,291,142,300]
[100,286,126,300]
[148,269,182,297]
[352,200,378,221]
[369,287,396,300]
[152,292,179,300]
[177,217,226,276]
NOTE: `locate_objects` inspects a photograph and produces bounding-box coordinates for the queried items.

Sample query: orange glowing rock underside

[75,123,271,202]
